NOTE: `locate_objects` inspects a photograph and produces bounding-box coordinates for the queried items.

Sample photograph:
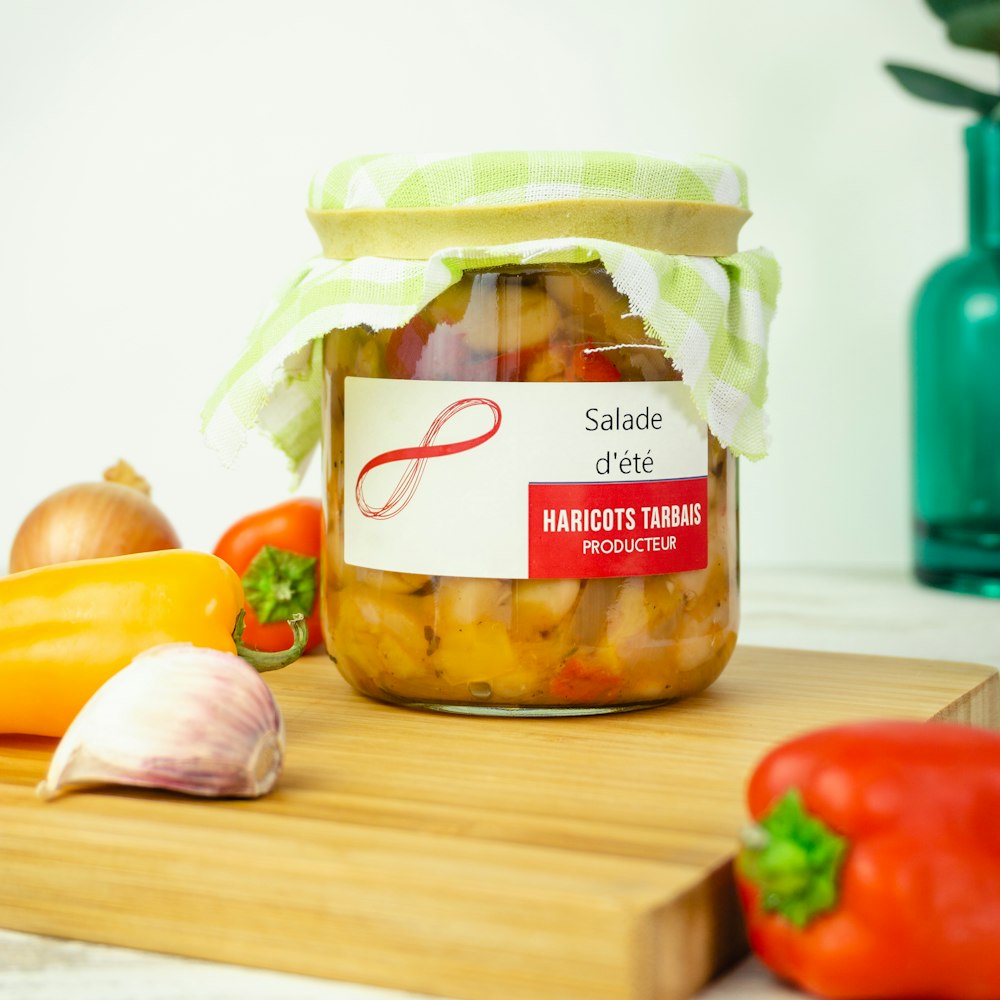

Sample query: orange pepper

[0,550,245,738]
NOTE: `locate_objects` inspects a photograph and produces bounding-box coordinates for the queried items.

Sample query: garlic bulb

[37,644,285,801]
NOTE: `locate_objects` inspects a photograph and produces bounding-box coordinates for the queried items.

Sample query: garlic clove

[37,644,285,801]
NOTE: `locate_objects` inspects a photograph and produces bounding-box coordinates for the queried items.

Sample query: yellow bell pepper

[0,549,304,738]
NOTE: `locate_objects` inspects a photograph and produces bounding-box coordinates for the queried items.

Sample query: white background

[0,0,986,571]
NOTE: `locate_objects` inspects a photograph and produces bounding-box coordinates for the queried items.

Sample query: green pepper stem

[736,789,848,928]
[241,545,318,624]
[233,609,309,672]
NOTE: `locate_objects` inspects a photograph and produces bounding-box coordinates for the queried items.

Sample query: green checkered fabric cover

[203,152,780,478]
[307,151,751,210]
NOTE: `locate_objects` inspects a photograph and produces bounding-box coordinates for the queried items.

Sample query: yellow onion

[9,461,181,573]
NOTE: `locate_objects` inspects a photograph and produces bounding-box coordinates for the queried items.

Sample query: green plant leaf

[925,0,985,21]
[948,1,1000,51]
[885,62,1000,114]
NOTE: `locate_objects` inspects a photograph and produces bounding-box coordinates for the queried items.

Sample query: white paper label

[343,377,709,579]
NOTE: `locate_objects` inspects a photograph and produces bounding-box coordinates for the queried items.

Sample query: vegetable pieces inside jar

[322,264,737,712]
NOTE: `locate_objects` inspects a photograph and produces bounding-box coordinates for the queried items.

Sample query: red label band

[528,478,709,579]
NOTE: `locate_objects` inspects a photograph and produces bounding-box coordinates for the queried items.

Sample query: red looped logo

[355,397,502,519]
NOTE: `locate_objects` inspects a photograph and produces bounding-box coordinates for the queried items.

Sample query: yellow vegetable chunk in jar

[432,619,519,687]
[435,577,512,628]
[512,578,580,637]
[333,586,433,682]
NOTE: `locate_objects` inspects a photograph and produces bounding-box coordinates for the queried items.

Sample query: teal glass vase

[913,119,1000,597]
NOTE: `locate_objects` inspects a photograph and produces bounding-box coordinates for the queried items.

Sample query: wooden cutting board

[0,646,997,1000]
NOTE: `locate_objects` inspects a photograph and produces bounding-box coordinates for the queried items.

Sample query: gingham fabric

[203,152,780,478]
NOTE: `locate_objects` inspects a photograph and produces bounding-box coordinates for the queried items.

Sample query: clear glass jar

[321,263,738,715]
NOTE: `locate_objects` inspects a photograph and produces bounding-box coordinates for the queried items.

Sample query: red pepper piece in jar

[735,720,1000,1000]
[385,315,434,379]
[213,498,324,653]
[571,343,622,382]
[386,316,537,382]
[550,657,623,703]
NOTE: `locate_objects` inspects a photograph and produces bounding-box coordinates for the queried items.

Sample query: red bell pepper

[735,720,1000,999]
[213,498,324,654]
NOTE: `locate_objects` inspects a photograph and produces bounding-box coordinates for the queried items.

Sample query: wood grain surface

[0,646,996,1000]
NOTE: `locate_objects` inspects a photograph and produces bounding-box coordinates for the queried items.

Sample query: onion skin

[9,480,181,574]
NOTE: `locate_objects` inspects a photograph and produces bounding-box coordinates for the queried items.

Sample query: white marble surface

[2,567,998,1000]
